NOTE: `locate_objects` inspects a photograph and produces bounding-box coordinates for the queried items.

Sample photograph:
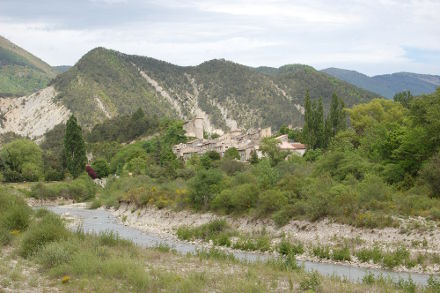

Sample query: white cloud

[0,0,438,75]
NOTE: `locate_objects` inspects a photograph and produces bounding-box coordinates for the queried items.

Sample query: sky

[0,0,439,76]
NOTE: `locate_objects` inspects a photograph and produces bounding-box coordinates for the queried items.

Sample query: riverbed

[44,204,436,286]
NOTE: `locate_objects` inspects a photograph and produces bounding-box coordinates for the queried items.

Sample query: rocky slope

[50,48,377,131]
[1,46,379,138]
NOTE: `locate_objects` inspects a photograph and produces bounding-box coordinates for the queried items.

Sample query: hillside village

[173,117,306,161]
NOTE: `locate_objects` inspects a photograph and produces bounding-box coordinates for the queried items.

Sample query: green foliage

[356,247,383,263]
[258,189,288,215]
[91,158,110,178]
[0,189,32,232]
[260,137,286,165]
[0,139,43,182]
[176,220,232,246]
[277,239,304,256]
[0,36,56,96]
[331,247,351,261]
[421,151,440,198]
[110,143,147,174]
[299,271,321,292]
[41,123,66,181]
[393,91,413,108]
[87,108,159,143]
[19,212,69,258]
[223,147,240,160]
[188,169,223,208]
[212,184,258,213]
[30,174,97,201]
[64,115,87,178]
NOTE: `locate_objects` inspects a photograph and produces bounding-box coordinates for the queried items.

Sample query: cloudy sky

[0,0,439,75]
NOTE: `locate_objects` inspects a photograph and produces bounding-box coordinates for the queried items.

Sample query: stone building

[173,127,272,161]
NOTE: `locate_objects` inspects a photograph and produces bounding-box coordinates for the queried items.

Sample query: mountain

[1,47,377,138]
[322,67,440,98]
[0,36,57,96]
[53,65,72,73]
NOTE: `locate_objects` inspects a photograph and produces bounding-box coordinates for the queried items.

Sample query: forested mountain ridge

[1,46,378,138]
[0,36,57,96]
[322,67,440,98]
[51,47,377,131]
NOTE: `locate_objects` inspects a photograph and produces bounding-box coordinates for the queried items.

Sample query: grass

[1,193,440,292]
[29,174,97,201]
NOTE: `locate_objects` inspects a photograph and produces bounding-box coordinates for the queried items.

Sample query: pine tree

[315,98,325,148]
[329,93,346,135]
[64,115,87,178]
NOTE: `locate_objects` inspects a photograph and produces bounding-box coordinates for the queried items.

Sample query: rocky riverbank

[110,203,440,275]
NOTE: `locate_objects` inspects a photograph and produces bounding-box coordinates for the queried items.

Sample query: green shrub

[0,227,12,246]
[0,139,44,182]
[36,241,76,269]
[427,276,440,292]
[258,189,288,215]
[212,184,258,213]
[276,253,299,271]
[299,271,321,291]
[1,203,31,231]
[30,174,97,201]
[0,191,32,231]
[356,247,383,263]
[92,158,110,178]
[19,213,69,258]
[176,220,231,244]
[271,205,295,227]
[189,169,223,208]
[382,247,410,269]
[277,239,304,255]
[220,159,244,175]
[98,230,132,247]
[312,246,331,259]
[331,247,351,261]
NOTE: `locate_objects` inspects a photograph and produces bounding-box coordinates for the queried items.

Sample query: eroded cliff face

[0,86,70,140]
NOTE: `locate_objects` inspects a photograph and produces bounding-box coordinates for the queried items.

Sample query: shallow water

[45,205,436,286]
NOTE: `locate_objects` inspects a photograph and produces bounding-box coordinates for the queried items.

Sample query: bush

[312,246,330,259]
[30,174,97,201]
[0,227,12,246]
[421,152,440,197]
[356,247,383,263]
[0,191,32,231]
[19,213,69,258]
[258,189,288,215]
[92,158,110,178]
[0,139,44,182]
[1,203,32,231]
[278,239,304,255]
[220,159,244,175]
[299,271,321,291]
[331,247,351,261]
[382,247,410,269]
[212,184,258,213]
[189,169,223,208]
[176,220,231,244]
[36,241,76,269]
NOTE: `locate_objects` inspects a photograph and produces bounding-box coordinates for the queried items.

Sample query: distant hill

[0,36,57,96]
[51,48,376,131]
[53,65,72,73]
[1,47,377,138]
[322,67,440,98]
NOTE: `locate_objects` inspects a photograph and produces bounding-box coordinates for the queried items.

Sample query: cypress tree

[64,115,87,178]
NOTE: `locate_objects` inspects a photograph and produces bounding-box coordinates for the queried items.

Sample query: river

[45,205,436,286]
